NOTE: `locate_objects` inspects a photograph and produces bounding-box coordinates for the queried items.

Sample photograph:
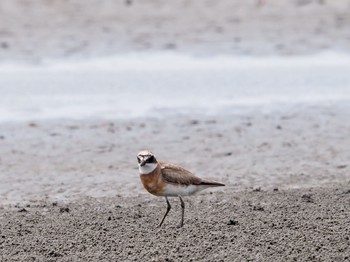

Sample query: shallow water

[0,52,349,122]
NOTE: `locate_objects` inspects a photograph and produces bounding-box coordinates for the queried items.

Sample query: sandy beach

[1,0,350,261]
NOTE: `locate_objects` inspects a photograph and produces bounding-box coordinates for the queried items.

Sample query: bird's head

[137,150,158,174]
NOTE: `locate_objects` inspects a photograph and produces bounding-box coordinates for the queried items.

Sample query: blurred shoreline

[1,0,350,62]
[1,51,350,122]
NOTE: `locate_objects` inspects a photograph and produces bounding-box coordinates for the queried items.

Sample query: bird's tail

[200,180,225,187]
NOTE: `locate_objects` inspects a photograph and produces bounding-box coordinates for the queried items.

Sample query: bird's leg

[178,196,185,228]
[158,197,171,227]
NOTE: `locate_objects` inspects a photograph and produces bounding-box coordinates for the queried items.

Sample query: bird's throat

[139,163,158,175]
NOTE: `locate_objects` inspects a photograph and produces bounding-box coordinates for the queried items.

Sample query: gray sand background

[1,0,350,261]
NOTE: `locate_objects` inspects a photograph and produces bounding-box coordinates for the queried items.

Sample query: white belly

[160,184,211,197]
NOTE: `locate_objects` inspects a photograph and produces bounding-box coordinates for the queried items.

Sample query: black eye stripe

[146,156,154,162]
[137,155,155,163]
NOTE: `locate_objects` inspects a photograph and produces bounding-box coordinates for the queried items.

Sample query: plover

[137,150,225,227]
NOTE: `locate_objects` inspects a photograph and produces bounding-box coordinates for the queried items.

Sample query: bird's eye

[137,157,141,163]
[147,156,154,163]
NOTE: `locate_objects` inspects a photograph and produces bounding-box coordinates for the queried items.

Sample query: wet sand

[1,186,350,261]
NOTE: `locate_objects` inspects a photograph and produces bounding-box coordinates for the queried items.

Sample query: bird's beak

[140,160,146,166]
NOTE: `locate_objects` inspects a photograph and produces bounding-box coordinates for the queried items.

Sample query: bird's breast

[139,171,164,196]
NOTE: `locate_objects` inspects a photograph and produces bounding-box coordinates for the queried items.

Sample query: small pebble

[60,207,70,213]
[227,219,239,225]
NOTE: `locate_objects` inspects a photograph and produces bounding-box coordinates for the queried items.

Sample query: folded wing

[159,161,225,187]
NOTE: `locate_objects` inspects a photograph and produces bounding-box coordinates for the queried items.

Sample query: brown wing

[159,161,203,186]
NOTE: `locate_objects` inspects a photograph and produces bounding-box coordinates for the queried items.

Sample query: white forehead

[137,150,154,158]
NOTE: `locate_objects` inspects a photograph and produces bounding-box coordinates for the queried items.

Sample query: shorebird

[137,150,225,227]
